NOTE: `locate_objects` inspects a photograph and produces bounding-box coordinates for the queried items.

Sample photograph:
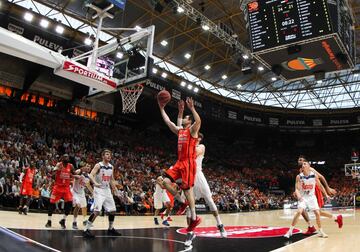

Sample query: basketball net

[119,84,144,113]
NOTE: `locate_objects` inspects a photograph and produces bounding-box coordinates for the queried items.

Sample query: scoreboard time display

[247,0,333,52]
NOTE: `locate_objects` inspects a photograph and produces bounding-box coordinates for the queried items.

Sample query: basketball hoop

[119,84,144,113]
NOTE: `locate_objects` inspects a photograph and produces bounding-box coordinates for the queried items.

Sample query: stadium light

[177,6,184,13]
[40,19,49,28]
[194,87,199,93]
[242,54,249,60]
[258,66,264,71]
[161,40,168,46]
[187,84,193,90]
[271,77,277,81]
[116,52,124,59]
[84,37,93,46]
[161,72,168,78]
[202,24,210,31]
[180,81,186,87]
[24,12,34,22]
[152,68,158,74]
[55,25,64,34]
[222,75,227,80]
[184,53,191,59]
[204,65,211,70]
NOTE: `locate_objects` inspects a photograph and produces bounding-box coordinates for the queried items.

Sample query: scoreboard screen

[247,0,333,52]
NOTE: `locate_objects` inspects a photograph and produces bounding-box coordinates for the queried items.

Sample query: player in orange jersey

[158,97,202,233]
[18,160,37,215]
[45,154,78,229]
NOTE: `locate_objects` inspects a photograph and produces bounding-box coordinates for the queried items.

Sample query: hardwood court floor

[0,208,358,252]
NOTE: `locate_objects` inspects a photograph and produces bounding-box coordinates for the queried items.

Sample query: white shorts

[298,195,319,211]
[72,190,87,208]
[154,191,170,210]
[93,187,116,212]
[193,171,212,200]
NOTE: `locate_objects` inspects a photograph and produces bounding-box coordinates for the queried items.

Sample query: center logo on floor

[177,226,301,238]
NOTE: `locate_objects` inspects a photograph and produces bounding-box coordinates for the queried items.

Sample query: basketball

[157,90,171,105]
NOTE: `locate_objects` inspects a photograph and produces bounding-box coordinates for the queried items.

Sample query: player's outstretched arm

[310,167,336,196]
[316,175,329,198]
[89,164,101,188]
[295,175,302,201]
[177,100,184,127]
[85,182,94,195]
[19,172,25,183]
[186,97,201,136]
[71,165,81,179]
[159,102,181,135]
[110,168,118,194]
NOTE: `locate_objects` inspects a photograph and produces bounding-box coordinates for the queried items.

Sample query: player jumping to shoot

[158,96,202,233]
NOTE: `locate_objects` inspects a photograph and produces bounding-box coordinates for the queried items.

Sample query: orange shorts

[165,159,196,190]
[20,183,33,196]
[315,184,324,208]
[50,185,72,203]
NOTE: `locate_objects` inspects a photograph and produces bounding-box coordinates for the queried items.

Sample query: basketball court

[0,0,359,252]
[0,208,358,252]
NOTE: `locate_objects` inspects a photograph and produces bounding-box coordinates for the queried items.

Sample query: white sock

[333,215,337,221]
[85,221,92,231]
[73,216,77,222]
[48,216,52,221]
[186,207,191,219]
[307,221,312,227]
[289,226,295,232]
[215,215,222,226]
[190,207,196,221]
[109,221,114,229]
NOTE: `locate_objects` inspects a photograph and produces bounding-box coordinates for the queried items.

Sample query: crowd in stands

[0,100,359,215]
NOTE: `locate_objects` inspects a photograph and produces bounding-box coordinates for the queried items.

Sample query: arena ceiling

[7,0,360,109]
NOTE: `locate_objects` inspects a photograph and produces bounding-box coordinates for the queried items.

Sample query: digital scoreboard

[247,0,333,52]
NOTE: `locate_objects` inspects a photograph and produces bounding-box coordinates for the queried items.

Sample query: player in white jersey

[83,149,121,238]
[153,176,172,226]
[72,162,93,230]
[185,133,227,242]
[297,155,343,234]
[284,160,327,238]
